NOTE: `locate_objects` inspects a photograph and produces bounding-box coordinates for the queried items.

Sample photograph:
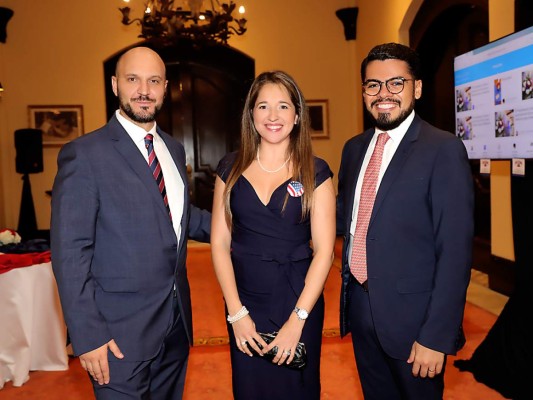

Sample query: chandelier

[119,0,247,45]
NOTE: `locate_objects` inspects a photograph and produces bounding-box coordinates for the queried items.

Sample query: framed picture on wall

[28,105,84,146]
[307,99,329,139]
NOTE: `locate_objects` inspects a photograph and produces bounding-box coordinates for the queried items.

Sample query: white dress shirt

[348,111,415,258]
[115,110,184,246]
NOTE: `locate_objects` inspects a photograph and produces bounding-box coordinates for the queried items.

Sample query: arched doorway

[103,40,255,211]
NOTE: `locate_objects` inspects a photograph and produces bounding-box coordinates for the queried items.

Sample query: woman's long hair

[223,70,315,226]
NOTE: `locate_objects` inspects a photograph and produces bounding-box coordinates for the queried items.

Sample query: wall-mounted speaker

[15,128,44,174]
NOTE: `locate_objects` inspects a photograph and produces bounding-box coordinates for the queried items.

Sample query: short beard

[366,98,415,131]
[118,92,163,124]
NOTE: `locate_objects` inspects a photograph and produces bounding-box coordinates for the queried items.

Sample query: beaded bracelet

[227,306,249,324]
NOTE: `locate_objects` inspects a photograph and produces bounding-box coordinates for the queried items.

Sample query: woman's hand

[264,315,304,366]
[232,315,268,356]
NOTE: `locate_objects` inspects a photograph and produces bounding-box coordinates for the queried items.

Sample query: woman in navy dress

[211,70,336,399]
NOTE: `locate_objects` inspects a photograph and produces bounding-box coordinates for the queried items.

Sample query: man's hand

[407,341,444,378]
[79,339,124,385]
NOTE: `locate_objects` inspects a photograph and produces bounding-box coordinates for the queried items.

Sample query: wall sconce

[0,7,14,43]
[0,82,4,99]
[336,7,358,41]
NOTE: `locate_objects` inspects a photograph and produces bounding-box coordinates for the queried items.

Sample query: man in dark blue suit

[337,43,474,399]
[51,47,210,399]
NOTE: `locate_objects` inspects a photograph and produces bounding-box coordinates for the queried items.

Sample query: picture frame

[307,99,329,139]
[28,105,84,146]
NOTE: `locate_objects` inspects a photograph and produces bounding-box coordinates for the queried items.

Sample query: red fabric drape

[0,251,52,274]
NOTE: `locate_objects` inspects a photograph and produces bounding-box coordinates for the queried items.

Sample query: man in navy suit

[337,43,474,399]
[51,47,210,399]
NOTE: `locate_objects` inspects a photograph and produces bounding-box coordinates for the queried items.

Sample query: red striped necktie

[144,134,172,220]
[350,132,390,284]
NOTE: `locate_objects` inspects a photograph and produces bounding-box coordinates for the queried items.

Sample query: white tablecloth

[0,262,68,389]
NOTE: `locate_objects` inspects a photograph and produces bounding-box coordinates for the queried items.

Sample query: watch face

[296,308,308,320]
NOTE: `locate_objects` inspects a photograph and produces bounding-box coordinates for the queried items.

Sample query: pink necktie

[144,134,172,220]
[350,132,390,283]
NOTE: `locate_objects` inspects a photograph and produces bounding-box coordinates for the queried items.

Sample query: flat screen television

[454,25,533,159]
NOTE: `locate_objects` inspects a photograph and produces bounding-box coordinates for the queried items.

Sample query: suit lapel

[371,115,422,223]
[159,128,189,249]
[108,116,171,219]
[344,130,373,232]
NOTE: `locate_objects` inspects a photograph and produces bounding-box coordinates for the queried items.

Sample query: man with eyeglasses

[336,43,474,399]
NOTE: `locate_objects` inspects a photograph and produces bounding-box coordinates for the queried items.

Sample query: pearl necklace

[256,151,291,173]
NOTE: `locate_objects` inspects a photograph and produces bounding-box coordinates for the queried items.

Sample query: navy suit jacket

[337,114,474,360]
[51,115,210,361]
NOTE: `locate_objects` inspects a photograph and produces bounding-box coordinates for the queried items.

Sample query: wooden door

[162,63,246,211]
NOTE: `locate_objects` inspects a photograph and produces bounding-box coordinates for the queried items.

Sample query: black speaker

[15,128,43,174]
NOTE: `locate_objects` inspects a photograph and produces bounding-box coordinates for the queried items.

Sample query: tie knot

[144,134,154,149]
[377,132,390,146]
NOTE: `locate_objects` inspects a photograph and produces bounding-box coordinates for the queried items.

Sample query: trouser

[92,299,190,400]
[347,276,445,400]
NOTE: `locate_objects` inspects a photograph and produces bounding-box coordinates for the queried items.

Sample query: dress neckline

[240,175,291,207]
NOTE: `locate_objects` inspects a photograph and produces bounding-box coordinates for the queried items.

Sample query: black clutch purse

[249,332,307,370]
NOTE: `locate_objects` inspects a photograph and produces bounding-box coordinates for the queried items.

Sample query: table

[0,262,68,389]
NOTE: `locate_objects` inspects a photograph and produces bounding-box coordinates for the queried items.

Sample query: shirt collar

[375,110,415,143]
[115,109,157,143]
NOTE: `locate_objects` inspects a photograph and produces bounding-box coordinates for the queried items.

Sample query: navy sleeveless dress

[217,152,333,400]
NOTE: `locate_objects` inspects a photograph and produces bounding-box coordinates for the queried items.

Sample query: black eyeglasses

[362,77,414,96]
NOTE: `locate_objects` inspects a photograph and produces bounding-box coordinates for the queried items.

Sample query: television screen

[454,26,533,159]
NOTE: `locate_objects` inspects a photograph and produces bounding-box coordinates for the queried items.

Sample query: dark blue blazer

[337,114,474,360]
[51,115,210,361]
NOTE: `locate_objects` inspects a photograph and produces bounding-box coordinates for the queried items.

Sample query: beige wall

[488,0,515,261]
[0,0,359,230]
[0,0,517,262]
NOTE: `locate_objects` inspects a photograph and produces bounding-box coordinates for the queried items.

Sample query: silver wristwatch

[293,306,309,321]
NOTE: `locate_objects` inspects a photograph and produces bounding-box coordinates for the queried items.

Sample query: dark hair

[360,43,422,81]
